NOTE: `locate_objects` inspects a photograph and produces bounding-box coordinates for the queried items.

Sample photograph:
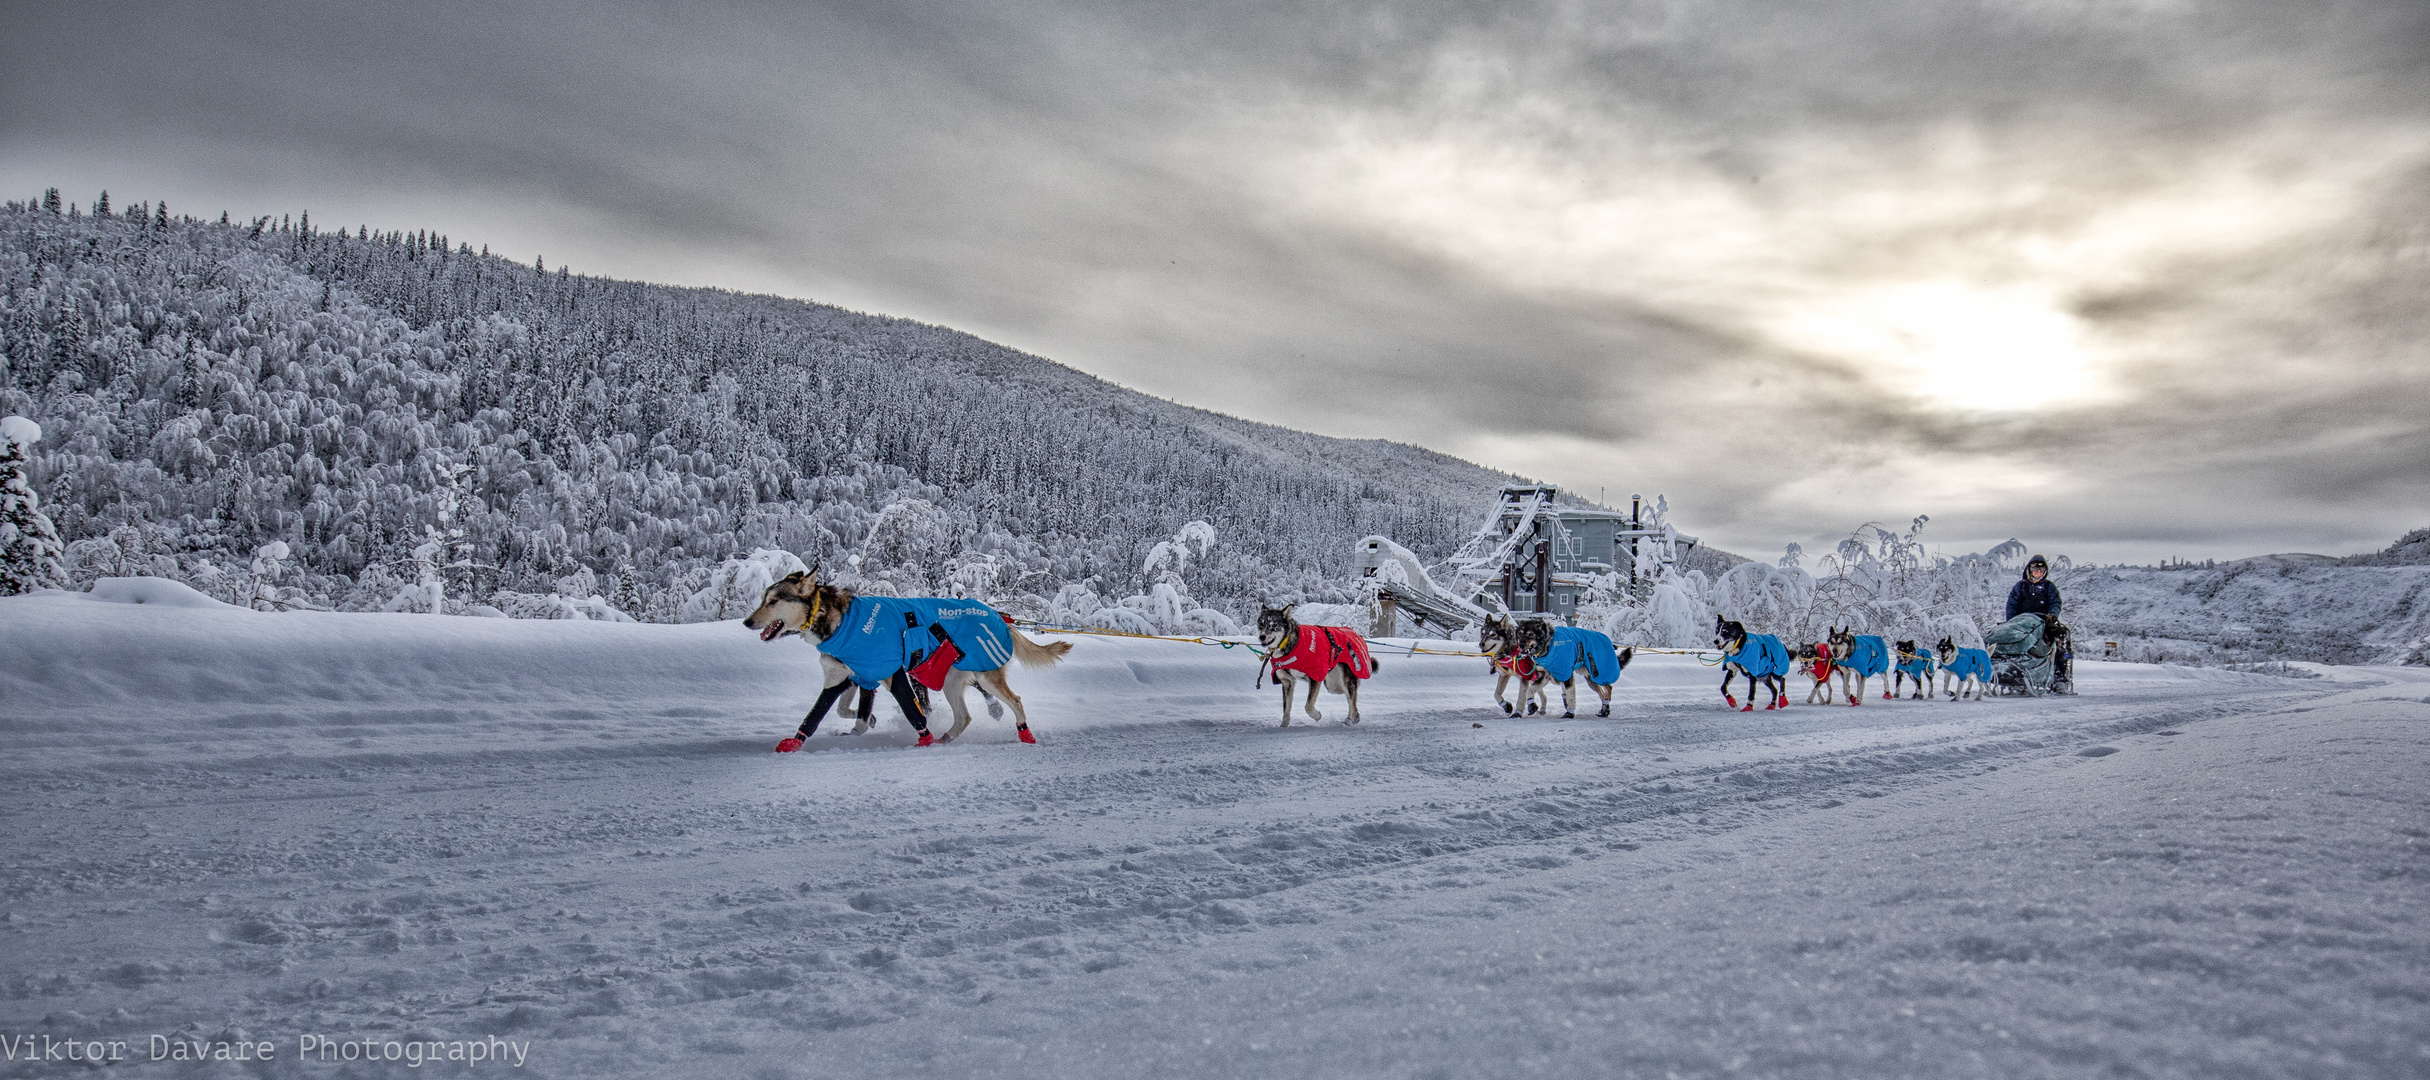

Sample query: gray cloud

[4,0,2425,564]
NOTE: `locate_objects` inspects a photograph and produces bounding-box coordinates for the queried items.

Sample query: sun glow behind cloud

[1269,115,2427,418]
[1775,281,2100,412]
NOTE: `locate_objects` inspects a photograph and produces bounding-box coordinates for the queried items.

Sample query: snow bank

[80,575,237,609]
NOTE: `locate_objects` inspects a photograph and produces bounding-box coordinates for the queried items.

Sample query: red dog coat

[1268,625,1374,684]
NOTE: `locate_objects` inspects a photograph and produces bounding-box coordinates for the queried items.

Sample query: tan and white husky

[744,571,1070,746]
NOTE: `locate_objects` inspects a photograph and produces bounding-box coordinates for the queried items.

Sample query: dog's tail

[1012,630,1073,668]
[1615,645,1635,673]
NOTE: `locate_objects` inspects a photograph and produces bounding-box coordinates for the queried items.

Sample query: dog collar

[799,588,824,637]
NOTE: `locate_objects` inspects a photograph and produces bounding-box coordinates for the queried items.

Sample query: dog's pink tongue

[760,624,782,642]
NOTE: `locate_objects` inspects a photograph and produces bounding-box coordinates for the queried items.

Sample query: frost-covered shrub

[63,524,182,585]
[679,548,809,623]
[1110,521,1238,634]
[487,590,638,622]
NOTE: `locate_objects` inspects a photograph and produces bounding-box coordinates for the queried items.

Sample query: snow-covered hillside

[5,585,2424,1078]
[2060,554,2430,667]
[0,201,1527,620]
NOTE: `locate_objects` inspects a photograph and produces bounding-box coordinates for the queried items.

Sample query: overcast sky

[6,0,2426,564]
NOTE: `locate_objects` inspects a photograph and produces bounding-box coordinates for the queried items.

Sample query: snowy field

[4,582,2426,1078]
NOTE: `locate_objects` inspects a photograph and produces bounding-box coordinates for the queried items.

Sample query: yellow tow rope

[1009,619,1274,658]
[1009,619,1725,665]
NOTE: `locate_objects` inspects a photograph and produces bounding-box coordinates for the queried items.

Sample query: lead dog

[1479,613,1548,716]
[1935,637,1992,701]
[744,571,1070,748]
[1259,605,1376,726]
[1515,619,1632,719]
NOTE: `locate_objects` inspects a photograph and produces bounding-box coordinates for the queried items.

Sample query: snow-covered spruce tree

[0,416,66,594]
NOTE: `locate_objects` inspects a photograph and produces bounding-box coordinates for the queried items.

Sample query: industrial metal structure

[1356,485,1698,636]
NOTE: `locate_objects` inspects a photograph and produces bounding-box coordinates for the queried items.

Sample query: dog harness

[1896,651,1936,678]
[1268,624,1374,684]
[1805,645,1834,682]
[1728,633,1792,679]
[1492,652,1536,679]
[1843,635,1890,678]
[1943,648,1993,682]
[1537,626,1624,685]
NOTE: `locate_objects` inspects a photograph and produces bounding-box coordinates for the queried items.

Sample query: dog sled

[1983,613,2075,697]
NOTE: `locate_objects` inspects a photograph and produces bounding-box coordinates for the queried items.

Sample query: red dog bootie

[1017,727,1037,744]
[1724,694,1739,709]
[916,731,935,747]
[1739,703,1754,712]
[775,736,805,753]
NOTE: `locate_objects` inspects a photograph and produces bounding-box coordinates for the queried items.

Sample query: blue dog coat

[1896,651,1936,678]
[817,596,928,688]
[1540,627,1623,684]
[1944,648,1992,682]
[904,598,1018,672]
[1730,634,1791,679]
[1845,635,1890,678]
[818,597,1017,688]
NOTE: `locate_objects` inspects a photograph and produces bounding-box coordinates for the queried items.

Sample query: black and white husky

[1257,605,1376,726]
[1892,640,1936,701]
[1935,637,1992,701]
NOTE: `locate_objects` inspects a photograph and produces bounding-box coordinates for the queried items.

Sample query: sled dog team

[1714,617,1993,711]
[744,571,1996,751]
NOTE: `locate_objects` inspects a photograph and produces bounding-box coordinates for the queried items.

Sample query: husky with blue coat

[1935,637,1993,701]
[1892,640,1937,700]
[1514,619,1633,719]
[1713,616,1792,711]
[744,571,1071,750]
[1828,627,1893,704]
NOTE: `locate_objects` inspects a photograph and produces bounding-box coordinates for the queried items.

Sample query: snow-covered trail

[4,585,2424,1077]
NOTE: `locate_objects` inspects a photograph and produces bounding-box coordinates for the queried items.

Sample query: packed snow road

[3,583,2425,1077]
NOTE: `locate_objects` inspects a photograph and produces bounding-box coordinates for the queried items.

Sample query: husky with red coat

[1478,613,1547,716]
[1257,605,1377,726]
